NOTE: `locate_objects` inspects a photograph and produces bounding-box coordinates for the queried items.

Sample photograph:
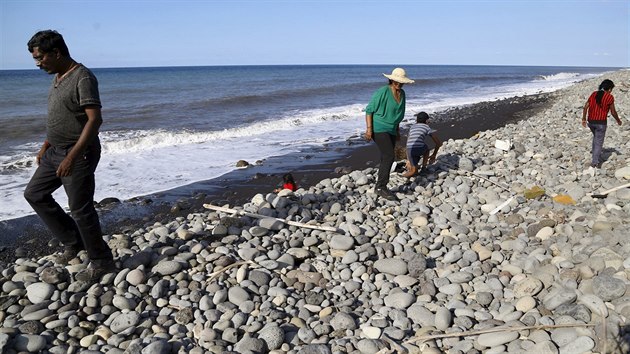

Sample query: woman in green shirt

[365,68,414,200]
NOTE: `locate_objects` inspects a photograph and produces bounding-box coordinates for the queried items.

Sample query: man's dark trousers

[24,143,112,263]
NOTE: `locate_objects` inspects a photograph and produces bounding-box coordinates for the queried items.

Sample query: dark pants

[24,143,112,263]
[407,145,428,167]
[588,123,607,166]
[373,132,396,190]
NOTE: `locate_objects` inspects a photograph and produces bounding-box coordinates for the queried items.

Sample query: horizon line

[1,63,626,72]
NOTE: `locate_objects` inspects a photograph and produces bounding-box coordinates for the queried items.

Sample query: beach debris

[590,181,630,199]
[203,203,339,232]
[552,194,576,205]
[441,160,511,192]
[494,139,512,151]
[524,185,545,199]
[489,196,514,215]
[236,159,249,168]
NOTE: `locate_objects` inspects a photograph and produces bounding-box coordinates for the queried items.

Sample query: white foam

[100,103,366,154]
[536,72,581,81]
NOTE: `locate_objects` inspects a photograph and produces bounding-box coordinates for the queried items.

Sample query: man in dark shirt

[24,30,115,283]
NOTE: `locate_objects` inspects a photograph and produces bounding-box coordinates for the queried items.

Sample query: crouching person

[403,112,442,178]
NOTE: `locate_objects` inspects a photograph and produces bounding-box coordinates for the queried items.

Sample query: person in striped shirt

[582,79,622,168]
[403,112,442,178]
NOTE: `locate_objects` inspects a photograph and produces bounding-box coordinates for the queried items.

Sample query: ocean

[0,65,617,221]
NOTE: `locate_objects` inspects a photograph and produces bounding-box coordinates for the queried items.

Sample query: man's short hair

[415,111,430,123]
[28,30,70,57]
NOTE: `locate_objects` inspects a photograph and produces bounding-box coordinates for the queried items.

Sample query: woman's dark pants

[24,144,113,263]
[588,123,607,166]
[373,132,396,190]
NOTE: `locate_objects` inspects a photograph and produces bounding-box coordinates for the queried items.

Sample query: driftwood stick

[203,204,340,233]
[208,260,253,281]
[404,322,596,344]
[490,196,514,215]
[590,182,630,198]
[440,161,512,193]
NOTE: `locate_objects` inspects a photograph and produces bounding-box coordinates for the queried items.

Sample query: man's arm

[56,105,102,177]
[429,135,442,164]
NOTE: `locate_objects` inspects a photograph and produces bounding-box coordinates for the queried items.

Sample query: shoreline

[0,92,553,266]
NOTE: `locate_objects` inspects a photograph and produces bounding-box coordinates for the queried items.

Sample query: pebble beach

[1,69,629,353]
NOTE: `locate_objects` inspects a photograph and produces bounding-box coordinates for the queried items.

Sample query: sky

[1,0,628,69]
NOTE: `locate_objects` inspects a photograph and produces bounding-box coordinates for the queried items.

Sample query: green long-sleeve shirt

[365,85,406,135]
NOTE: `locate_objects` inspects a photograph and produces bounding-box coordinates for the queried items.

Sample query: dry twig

[404,322,597,345]
[208,260,254,281]
[203,204,340,233]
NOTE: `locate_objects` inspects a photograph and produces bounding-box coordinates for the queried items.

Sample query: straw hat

[383,67,415,84]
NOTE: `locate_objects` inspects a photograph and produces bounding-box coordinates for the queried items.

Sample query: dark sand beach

[0,92,552,267]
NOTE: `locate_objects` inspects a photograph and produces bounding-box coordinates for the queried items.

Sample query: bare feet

[402,165,417,178]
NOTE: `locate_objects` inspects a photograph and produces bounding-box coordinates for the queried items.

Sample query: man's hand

[364,130,373,141]
[56,155,75,177]
[36,141,51,165]
[55,105,102,177]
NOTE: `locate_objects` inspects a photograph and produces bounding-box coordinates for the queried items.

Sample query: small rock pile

[1,70,629,354]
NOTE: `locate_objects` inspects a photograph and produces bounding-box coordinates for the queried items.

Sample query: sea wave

[100,104,364,154]
[0,142,40,174]
[536,72,580,81]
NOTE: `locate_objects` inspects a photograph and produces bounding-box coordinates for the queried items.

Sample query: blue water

[0,65,617,220]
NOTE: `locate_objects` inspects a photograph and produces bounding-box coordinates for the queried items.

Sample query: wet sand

[0,92,552,267]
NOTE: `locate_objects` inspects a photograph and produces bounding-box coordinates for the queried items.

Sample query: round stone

[151,261,182,275]
[25,283,54,304]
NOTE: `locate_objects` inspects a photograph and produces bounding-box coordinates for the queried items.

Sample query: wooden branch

[404,322,596,344]
[208,260,253,281]
[590,182,630,198]
[440,161,512,193]
[203,204,340,233]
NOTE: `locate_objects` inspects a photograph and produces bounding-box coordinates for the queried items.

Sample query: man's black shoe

[375,188,397,201]
[75,260,117,283]
[53,247,83,265]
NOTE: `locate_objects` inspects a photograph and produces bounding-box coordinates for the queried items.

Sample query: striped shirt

[406,123,435,150]
[587,91,614,123]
